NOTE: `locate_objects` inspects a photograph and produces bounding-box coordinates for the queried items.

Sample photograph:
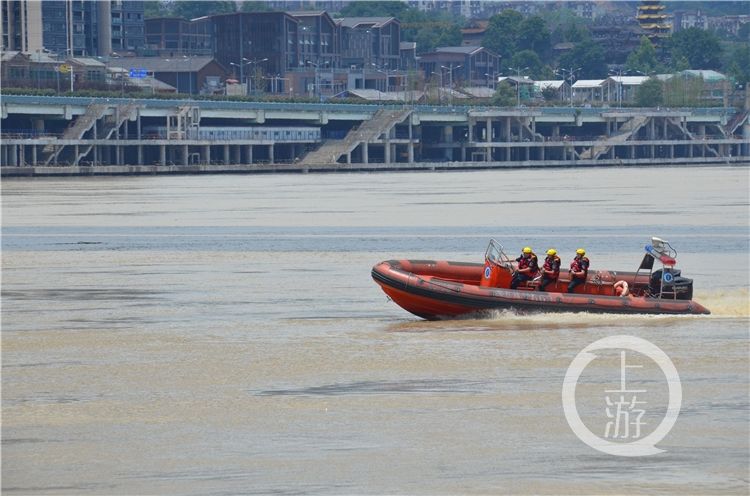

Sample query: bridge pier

[443,126,452,161]
[362,142,369,164]
[203,145,210,165]
[408,120,415,163]
[269,144,274,164]
[246,145,253,164]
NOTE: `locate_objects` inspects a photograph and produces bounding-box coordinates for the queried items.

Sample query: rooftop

[107,56,220,73]
[572,79,607,88]
[534,80,568,90]
[609,76,650,85]
[344,89,423,102]
[682,69,727,81]
[336,17,398,29]
[436,46,484,55]
[459,86,495,98]
[70,57,106,67]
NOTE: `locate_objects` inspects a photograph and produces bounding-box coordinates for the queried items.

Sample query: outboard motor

[650,268,694,300]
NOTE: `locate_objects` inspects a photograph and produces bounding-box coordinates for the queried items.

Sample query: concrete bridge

[1,95,747,176]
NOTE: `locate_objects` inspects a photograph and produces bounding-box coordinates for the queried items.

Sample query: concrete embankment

[1,156,747,177]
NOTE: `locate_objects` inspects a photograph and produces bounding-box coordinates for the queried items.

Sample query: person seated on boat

[538,248,561,292]
[511,247,539,289]
[567,248,590,293]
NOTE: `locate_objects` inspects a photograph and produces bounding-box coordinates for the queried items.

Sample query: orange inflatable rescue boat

[372,237,710,320]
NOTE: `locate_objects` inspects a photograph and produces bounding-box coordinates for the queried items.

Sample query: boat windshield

[485,239,512,268]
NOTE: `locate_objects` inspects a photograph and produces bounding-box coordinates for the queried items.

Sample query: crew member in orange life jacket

[567,248,590,293]
[511,246,539,289]
[538,248,560,292]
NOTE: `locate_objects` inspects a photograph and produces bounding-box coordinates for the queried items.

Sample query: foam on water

[693,288,750,318]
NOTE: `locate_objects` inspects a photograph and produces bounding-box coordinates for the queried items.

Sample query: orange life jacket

[570,256,589,279]
[543,255,560,277]
[517,253,539,276]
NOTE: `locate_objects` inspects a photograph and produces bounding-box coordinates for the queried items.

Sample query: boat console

[638,237,694,300]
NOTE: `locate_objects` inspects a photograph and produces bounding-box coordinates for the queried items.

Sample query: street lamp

[556,67,581,107]
[371,62,394,93]
[441,64,462,106]
[245,57,267,94]
[306,60,328,101]
[608,67,626,108]
[484,72,497,90]
[431,70,444,104]
[507,66,529,108]
[231,57,266,94]
[183,55,194,95]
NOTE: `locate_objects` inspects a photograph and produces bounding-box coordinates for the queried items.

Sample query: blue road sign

[129,68,148,79]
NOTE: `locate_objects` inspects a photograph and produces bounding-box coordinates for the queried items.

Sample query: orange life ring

[614,280,629,297]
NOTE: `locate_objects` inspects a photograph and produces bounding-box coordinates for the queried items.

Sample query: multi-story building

[0,0,143,56]
[672,10,707,31]
[211,12,299,81]
[707,15,750,36]
[418,46,501,88]
[566,1,594,19]
[408,0,485,19]
[337,17,400,70]
[144,16,212,56]
[264,1,350,13]
[106,1,144,54]
[291,11,339,69]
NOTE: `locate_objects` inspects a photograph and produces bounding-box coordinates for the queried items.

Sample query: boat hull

[372,259,711,320]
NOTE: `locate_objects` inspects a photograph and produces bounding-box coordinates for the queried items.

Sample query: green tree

[492,81,516,107]
[413,23,462,54]
[172,1,236,20]
[737,23,750,42]
[400,7,463,54]
[669,27,723,69]
[518,16,551,55]
[727,45,750,84]
[563,20,590,43]
[662,74,704,107]
[339,1,409,18]
[509,50,545,80]
[540,8,590,44]
[240,1,271,12]
[483,10,523,61]
[143,1,170,18]
[625,36,660,75]
[559,40,607,79]
[636,78,663,107]
[541,86,559,102]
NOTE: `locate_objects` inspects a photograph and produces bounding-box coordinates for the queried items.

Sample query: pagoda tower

[636,0,671,42]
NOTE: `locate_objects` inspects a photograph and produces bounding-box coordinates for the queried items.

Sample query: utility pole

[507,66,529,108]
[557,67,581,107]
[441,65,462,106]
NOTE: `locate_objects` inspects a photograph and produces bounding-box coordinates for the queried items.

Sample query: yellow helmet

[576,248,586,255]
[522,246,533,254]
[547,248,557,256]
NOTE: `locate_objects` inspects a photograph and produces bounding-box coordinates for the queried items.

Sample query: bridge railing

[0,94,735,118]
